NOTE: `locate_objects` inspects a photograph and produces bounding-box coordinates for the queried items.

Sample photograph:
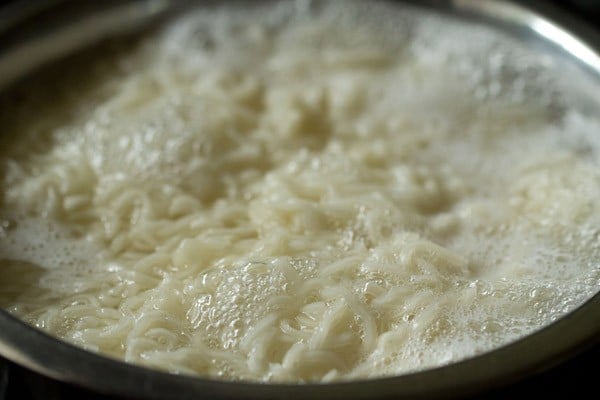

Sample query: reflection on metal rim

[455,0,600,72]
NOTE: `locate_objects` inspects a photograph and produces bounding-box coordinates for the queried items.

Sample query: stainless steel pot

[0,1,599,398]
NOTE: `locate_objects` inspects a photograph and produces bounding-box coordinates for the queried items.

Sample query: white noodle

[0,0,599,383]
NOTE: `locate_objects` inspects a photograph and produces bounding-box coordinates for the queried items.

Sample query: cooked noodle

[0,0,599,382]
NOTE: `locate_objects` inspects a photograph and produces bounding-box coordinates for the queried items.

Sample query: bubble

[0,213,98,275]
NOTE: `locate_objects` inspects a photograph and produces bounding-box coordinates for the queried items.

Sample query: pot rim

[0,1,599,399]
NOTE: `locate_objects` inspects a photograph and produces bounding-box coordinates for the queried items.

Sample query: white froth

[0,214,95,271]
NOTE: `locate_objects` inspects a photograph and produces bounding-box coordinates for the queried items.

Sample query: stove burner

[1,358,8,400]
[0,360,117,400]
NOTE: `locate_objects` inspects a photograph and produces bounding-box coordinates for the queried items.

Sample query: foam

[0,213,97,275]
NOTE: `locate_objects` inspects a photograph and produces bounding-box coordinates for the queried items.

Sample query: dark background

[0,0,599,399]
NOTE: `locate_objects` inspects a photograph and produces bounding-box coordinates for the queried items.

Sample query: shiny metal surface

[0,1,599,398]
[0,0,173,90]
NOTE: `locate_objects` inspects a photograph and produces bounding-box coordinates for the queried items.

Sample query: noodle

[0,0,599,383]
